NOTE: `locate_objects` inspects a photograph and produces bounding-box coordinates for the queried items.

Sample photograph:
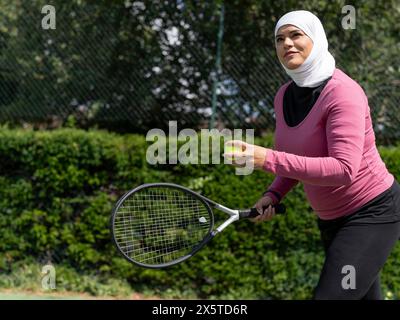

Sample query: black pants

[313,179,400,300]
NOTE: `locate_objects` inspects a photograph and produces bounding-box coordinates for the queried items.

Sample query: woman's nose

[283,37,294,48]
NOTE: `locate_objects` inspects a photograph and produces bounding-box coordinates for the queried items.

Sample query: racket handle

[239,203,286,218]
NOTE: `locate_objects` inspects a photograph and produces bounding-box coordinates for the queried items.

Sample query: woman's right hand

[250,195,276,223]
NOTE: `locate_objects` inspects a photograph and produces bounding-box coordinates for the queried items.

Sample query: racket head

[110,183,214,268]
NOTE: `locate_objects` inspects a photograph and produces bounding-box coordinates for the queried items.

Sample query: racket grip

[239,203,286,218]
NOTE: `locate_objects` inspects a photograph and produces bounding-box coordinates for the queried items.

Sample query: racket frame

[110,182,282,268]
[111,183,220,268]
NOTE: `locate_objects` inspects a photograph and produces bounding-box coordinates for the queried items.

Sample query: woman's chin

[285,61,302,70]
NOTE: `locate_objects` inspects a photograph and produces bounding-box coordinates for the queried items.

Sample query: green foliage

[0,1,398,142]
[0,257,133,298]
[0,127,399,299]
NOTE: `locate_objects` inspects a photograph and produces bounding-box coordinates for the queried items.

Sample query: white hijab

[274,10,336,88]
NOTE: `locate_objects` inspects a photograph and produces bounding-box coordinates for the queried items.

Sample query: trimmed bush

[0,127,399,299]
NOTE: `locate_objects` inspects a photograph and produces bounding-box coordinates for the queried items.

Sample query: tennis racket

[110,182,286,269]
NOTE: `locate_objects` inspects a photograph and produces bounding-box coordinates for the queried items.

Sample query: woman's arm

[225,83,367,186]
[264,176,299,204]
[263,84,367,186]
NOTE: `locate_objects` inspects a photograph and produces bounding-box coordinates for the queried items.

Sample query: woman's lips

[284,52,298,58]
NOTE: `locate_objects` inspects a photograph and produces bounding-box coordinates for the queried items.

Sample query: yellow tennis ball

[224,145,242,155]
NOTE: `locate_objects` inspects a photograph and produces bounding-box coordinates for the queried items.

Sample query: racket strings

[113,187,211,266]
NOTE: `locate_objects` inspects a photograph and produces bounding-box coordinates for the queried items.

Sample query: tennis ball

[225,145,242,153]
[224,145,242,160]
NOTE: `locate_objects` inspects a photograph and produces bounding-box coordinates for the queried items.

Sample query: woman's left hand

[223,140,270,170]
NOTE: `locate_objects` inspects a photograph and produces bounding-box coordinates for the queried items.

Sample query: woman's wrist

[263,190,282,204]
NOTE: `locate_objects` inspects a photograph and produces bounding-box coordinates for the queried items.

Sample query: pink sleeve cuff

[263,148,273,172]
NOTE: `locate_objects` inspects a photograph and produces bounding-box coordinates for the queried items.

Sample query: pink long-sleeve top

[263,68,394,220]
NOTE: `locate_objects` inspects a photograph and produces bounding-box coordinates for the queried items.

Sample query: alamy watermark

[341,265,356,290]
[341,5,356,30]
[41,264,56,290]
[41,5,56,30]
[146,121,255,175]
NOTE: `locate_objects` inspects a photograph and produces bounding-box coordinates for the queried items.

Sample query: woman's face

[275,25,313,70]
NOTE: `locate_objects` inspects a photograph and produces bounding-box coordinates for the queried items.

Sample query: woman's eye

[276,38,283,42]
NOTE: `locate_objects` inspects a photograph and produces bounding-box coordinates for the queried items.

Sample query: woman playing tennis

[225,10,400,300]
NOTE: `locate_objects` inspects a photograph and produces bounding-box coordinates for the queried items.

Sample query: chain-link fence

[0,1,399,144]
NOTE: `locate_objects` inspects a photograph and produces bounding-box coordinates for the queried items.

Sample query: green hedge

[0,127,399,299]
